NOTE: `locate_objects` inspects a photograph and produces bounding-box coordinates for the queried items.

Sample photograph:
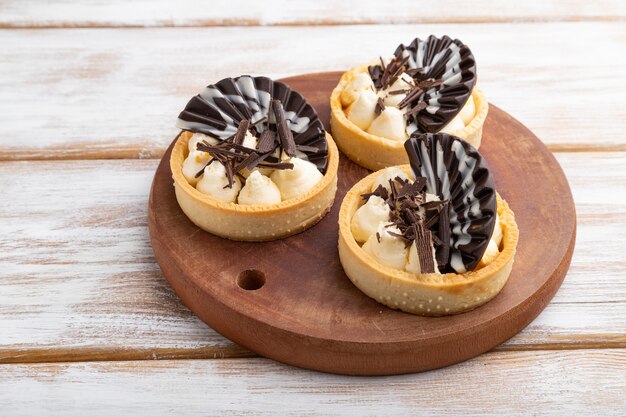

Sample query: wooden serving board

[148,72,576,376]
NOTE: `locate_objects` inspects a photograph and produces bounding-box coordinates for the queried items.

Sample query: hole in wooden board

[237,269,266,291]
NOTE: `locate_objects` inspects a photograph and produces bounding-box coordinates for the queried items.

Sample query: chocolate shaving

[233,151,261,173]
[405,101,429,117]
[233,119,250,145]
[191,98,305,187]
[414,222,436,273]
[365,49,447,129]
[417,78,443,90]
[364,173,451,273]
[295,144,319,153]
[257,129,277,153]
[271,99,297,157]
[387,55,408,89]
[397,178,426,198]
[375,97,386,115]
[405,67,424,76]
[431,233,443,247]
[258,161,294,169]
[387,230,409,241]
[251,116,267,127]
[194,124,296,188]
[379,56,386,72]
[223,155,234,188]
[361,184,389,202]
[368,54,411,91]
[368,64,384,89]
[194,158,215,179]
[397,86,424,109]
[436,200,451,268]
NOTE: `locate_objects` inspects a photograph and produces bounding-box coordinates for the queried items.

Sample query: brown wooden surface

[148,71,576,376]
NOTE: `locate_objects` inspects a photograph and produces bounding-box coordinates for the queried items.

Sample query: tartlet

[338,133,519,316]
[171,75,339,241]
[330,35,488,171]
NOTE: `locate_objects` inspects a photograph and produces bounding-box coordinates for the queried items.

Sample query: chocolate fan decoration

[404,133,496,273]
[176,75,329,173]
[369,35,477,135]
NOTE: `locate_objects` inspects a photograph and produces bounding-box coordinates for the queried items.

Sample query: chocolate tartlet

[338,133,518,316]
[330,35,489,171]
[171,75,339,241]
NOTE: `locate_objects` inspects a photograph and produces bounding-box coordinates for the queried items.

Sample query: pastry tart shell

[171,131,339,241]
[338,166,519,316]
[330,65,489,171]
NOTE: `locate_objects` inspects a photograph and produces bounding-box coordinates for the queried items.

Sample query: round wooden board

[148,72,576,376]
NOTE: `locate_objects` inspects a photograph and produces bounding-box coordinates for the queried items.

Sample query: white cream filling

[346,89,378,130]
[492,213,503,248]
[270,157,323,201]
[371,167,411,193]
[241,131,258,150]
[362,224,408,270]
[382,72,414,108]
[182,149,211,186]
[477,216,503,268]
[188,132,219,153]
[351,196,391,243]
[439,114,465,134]
[340,72,375,107]
[477,239,499,269]
[237,170,281,205]
[196,162,242,203]
[458,95,476,125]
[367,107,408,141]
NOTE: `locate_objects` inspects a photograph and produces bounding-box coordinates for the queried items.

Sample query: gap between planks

[2,15,626,29]
[2,336,626,365]
[2,144,626,162]
[0,351,624,417]
[1,0,625,29]
[2,24,624,153]
[1,154,625,365]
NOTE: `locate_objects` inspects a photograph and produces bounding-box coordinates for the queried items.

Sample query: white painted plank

[0,159,238,360]
[0,153,625,361]
[0,0,624,27]
[0,22,625,160]
[0,352,625,416]
[552,152,626,305]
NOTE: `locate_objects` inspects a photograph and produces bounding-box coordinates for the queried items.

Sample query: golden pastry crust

[171,131,339,241]
[338,166,518,316]
[330,65,489,171]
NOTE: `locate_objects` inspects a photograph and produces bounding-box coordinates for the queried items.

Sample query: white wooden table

[1,2,625,415]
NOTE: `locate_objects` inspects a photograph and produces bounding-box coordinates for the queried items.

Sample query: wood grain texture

[0,351,625,416]
[1,22,625,161]
[0,1,622,407]
[1,150,624,364]
[0,153,626,362]
[149,72,577,375]
[1,0,624,28]
[0,149,626,362]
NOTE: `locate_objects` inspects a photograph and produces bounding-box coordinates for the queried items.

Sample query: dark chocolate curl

[176,75,328,173]
[369,35,477,134]
[271,99,297,157]
[404,133,496,273]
